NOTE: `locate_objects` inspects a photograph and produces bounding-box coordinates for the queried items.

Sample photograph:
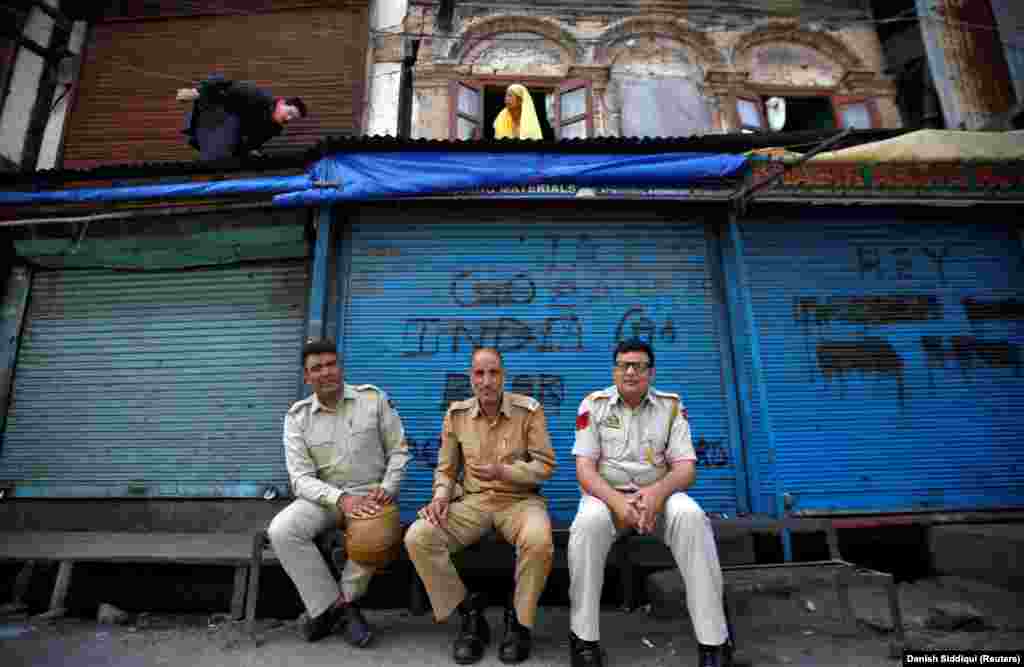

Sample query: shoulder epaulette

[287,396,314,415]
[352,383,380,395]
[652,388,681,402]
[508,393,540,412]
[449,397,476,412]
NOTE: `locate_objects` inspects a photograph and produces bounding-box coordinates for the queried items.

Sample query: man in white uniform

[568,339,732,667]
[268,338,409,646]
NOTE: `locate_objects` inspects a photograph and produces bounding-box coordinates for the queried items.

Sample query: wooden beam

[230,565,248,620]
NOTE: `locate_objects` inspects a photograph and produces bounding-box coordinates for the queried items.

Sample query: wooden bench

[0,531,256,620]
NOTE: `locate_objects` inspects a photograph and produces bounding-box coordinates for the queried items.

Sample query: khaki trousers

[568,493,729,645]
[404,492,554,627]
[267,499,376,618]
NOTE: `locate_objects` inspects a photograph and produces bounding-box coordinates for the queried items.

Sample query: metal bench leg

[231,565,248,620]
[246,531,267,635]
[49,560,74,615]
[886,576,905,640]
[408,567,429,616]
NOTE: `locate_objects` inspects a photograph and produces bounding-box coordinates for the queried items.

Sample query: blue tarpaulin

[273,151,748,207]
[0,152,747,207]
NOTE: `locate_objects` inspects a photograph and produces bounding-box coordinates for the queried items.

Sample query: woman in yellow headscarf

[494,84,544,140]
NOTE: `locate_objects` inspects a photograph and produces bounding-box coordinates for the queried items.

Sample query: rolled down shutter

[61,3,368,167]
[337,202,739,524]
[1,261,308,497]
[738,209,1024,514]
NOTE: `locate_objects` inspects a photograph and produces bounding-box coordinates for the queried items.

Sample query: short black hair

[303,337,336,364]
[613,338,655,368]
[285,96,308,118]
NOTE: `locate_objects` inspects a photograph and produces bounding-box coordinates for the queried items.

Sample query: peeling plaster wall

[408,2,895,139]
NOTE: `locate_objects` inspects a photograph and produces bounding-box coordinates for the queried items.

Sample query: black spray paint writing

[402,316,583,356]
[440,372,566,413]
[816,337,905,405]
[450,271,536,307]
[694,437,730,468]
[855,245,950,284]
[921,336,1021,377]
[615,307,676,344]
[408,437,441,469]
[962,297,1024,322]
[794,295,943,326]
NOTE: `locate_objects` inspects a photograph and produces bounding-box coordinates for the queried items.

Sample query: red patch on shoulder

[575,412,590,430]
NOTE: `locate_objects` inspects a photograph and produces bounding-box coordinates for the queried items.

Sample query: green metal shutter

[1,261,308,497]
[737,209,1024,513]
[337,202,738,524]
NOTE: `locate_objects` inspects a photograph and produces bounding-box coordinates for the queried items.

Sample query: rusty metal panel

[919,0,1015,129]
[60,4,369,168]
[1,260,308,497]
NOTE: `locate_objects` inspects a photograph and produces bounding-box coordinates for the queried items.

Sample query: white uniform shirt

[572,385,695,489]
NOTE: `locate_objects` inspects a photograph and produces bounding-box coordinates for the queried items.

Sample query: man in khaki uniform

[268,338,409,646]
[405,347,556,665]
[568,339,732,667]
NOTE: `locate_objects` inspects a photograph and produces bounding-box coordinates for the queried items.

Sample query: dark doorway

[765,96,837,132]
[483,86,555,140]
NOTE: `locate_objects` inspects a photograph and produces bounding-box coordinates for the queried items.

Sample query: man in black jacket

[178,75,307,160]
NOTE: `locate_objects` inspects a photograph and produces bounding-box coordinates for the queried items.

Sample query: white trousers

[267,499,375,618]
[568,493,729,645]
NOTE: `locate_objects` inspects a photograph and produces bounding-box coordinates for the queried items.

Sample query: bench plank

[0,531,275,566]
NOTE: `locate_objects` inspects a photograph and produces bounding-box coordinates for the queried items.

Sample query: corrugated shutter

[739,209,1024,513]
[1,261,308,497]
[337,202,738,524]
[60,3,368,168]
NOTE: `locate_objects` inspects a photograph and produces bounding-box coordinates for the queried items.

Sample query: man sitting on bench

[268,338,409,646]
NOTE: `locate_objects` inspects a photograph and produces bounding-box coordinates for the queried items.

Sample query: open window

[736,94,883,132]
[450,79,593,140]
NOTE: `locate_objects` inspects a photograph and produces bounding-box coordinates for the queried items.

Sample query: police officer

[268,338,409,646]
[405,347,556,665]
[568,339,732,667]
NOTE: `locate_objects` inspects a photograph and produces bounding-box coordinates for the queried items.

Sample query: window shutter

[833,96,880,129]
[450,80,483,140]
[555,79,593,139]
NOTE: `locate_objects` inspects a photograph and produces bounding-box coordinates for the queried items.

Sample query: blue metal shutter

[738,210,1024,513]
[338,203,738,524]
[1,261,308,497]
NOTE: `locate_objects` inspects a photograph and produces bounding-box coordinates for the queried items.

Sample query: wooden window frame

[737,89,883,131]
[449,76,594,140]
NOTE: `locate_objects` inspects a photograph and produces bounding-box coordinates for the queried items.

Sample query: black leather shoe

[301,604,343,643]
[452,593,490,664]
[569,631,604,667]
[697,641,733,667]
[341,603,373,648]
[498,607,531,664]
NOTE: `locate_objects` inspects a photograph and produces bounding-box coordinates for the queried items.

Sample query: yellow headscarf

[494,84,543,140]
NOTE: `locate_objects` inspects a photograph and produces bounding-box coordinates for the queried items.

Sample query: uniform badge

[576,411,590,430]
[645,445,655,465]
[602,414,622,429]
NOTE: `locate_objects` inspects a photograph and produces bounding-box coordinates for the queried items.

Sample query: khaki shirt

[434,392,556,499]
[572,385,695,490]
[283,383,409,509]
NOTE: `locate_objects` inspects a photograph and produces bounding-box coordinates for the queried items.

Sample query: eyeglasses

[614,361,650,373]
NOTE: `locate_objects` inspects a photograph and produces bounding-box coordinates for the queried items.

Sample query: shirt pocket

[307,439,338,470]
[598,424,629,460]
[349,412,381,457]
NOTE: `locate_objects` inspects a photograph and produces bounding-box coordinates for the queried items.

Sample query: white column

[37,19,87,170]
[0,1,57,166]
